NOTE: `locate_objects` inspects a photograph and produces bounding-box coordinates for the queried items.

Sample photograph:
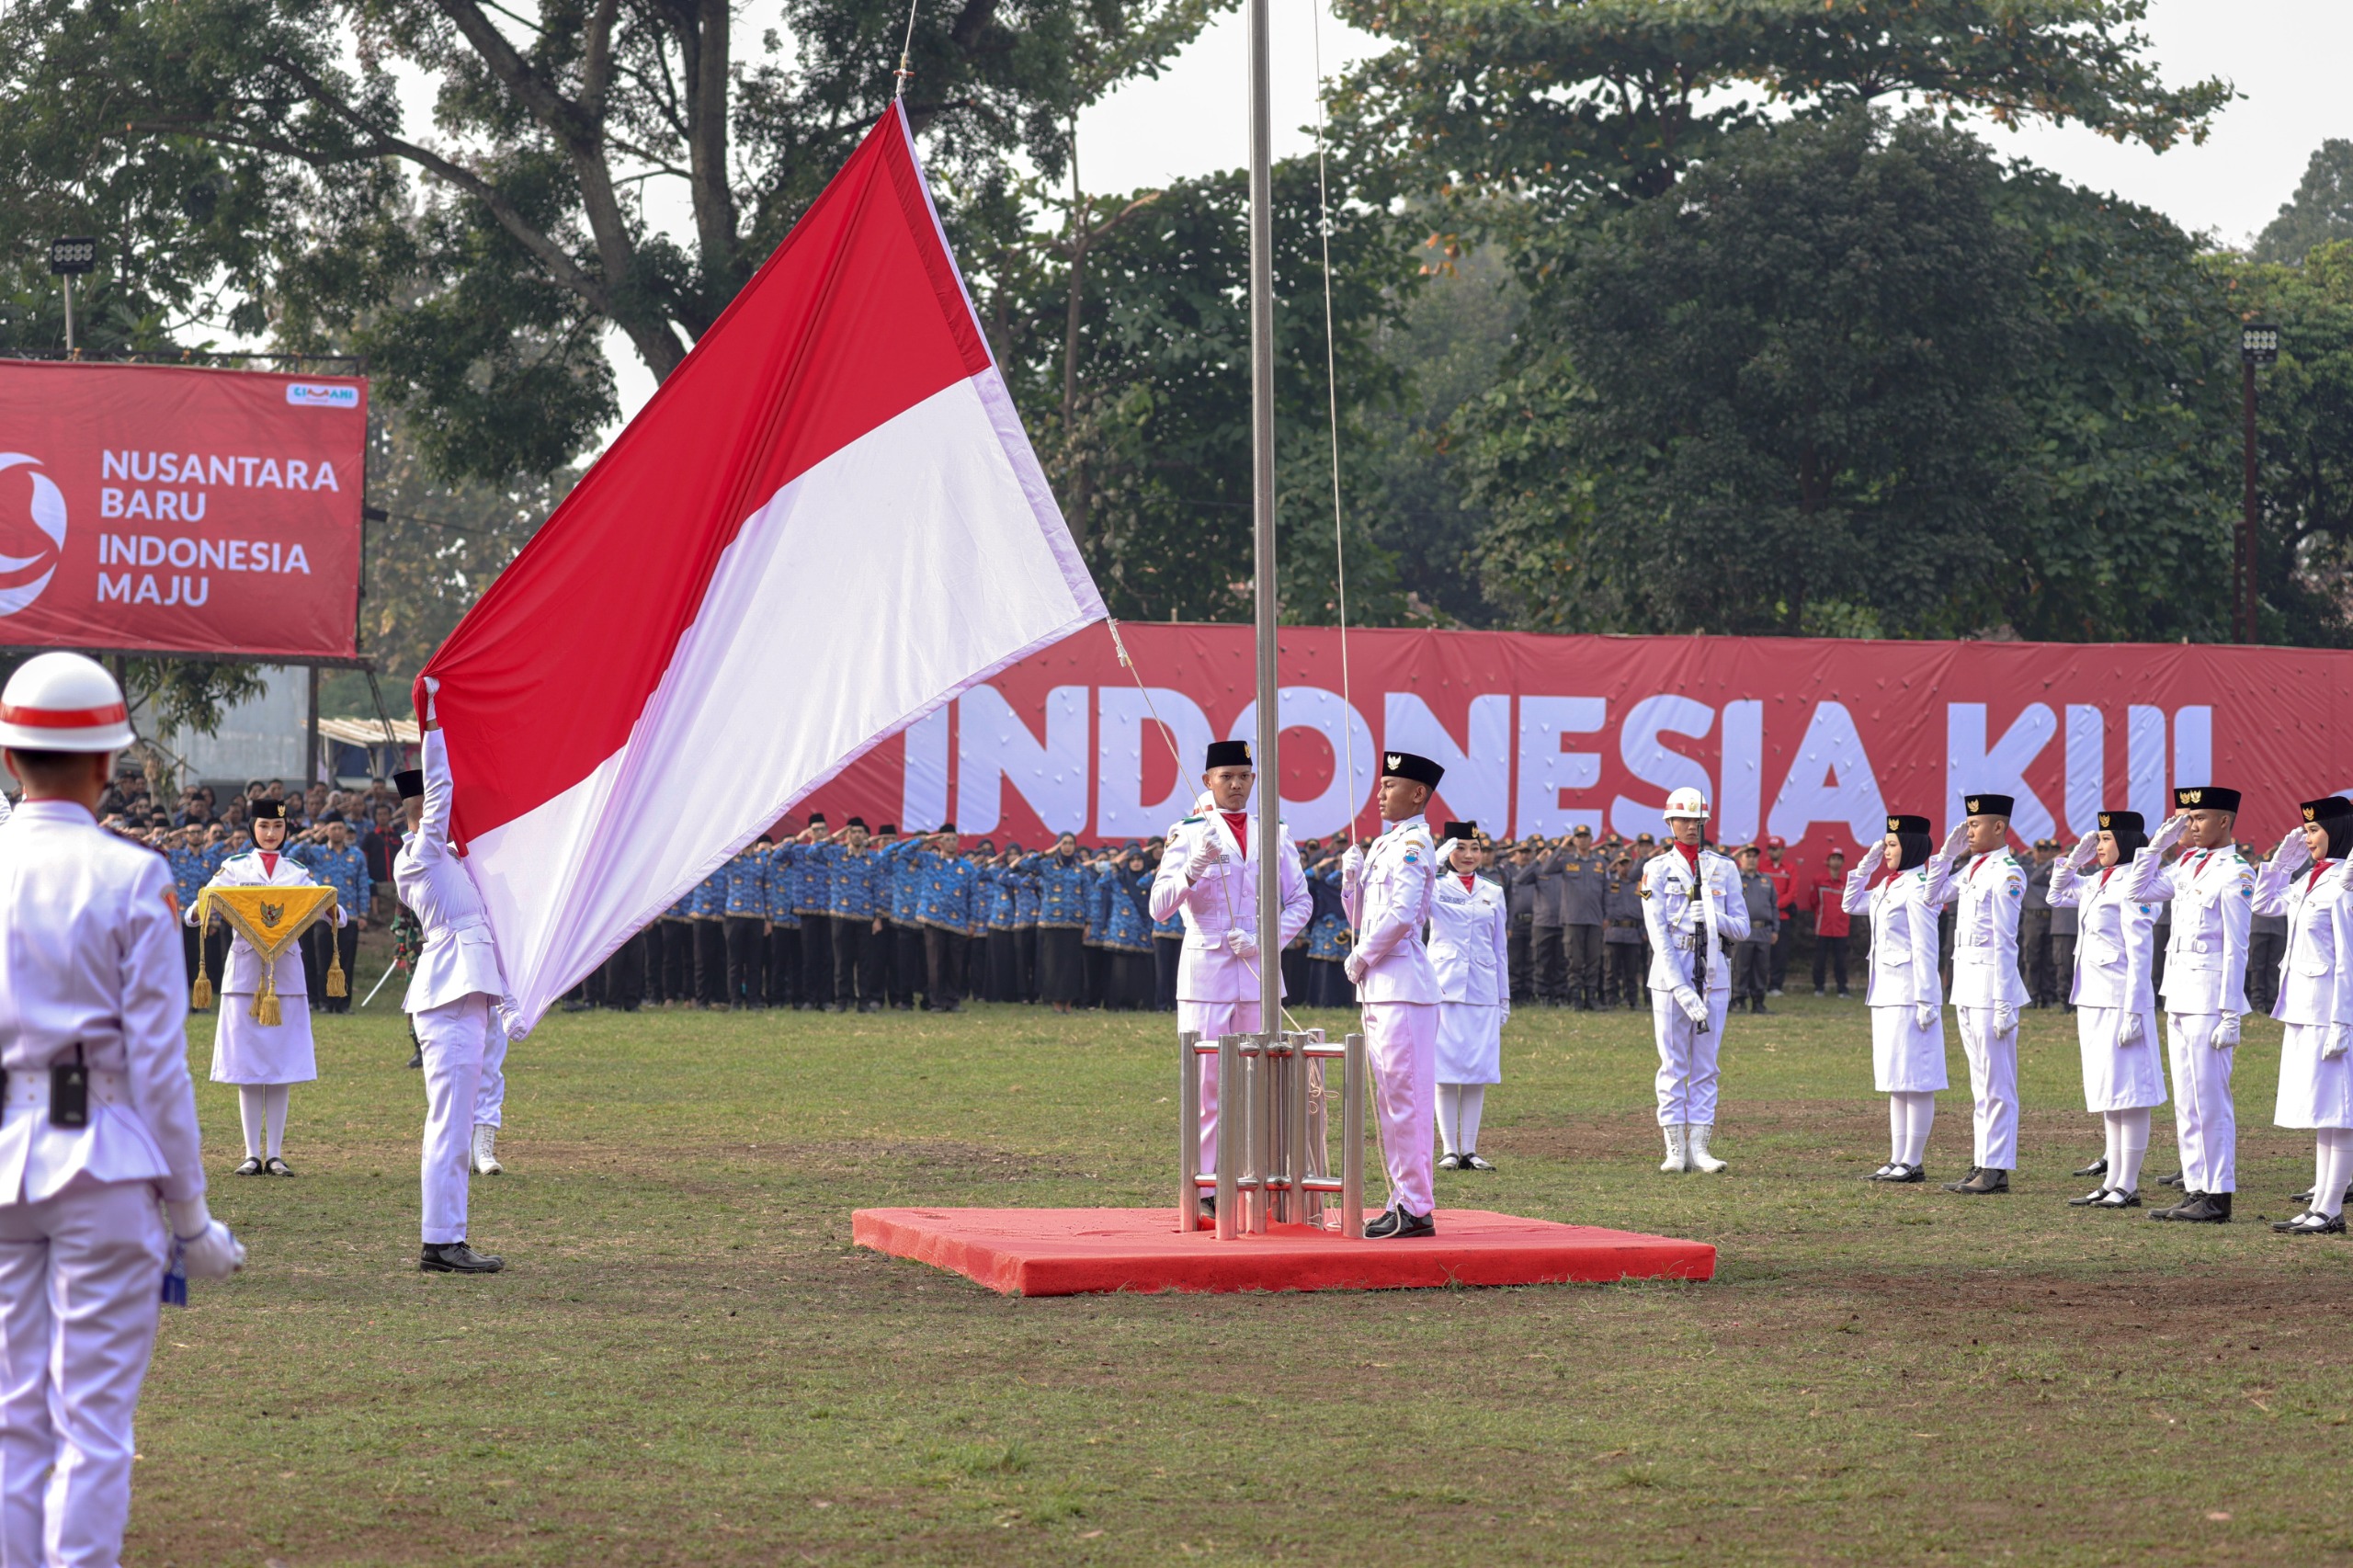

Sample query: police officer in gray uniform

[1503,840,1540,1004]
[2047,851,2079,1015]
[1531,841,1568,1005]
[1558,827,1609,1010]
[1733,844,1780,1014]
[2021,839,2055,1006]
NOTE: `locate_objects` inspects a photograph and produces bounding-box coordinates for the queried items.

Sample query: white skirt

[1870,1006,1948,1093]
[2275,1022,2353,1130]
[2075,1004,2165,1112]
[210,994,319,1085]
[1435,1002,1502,1085]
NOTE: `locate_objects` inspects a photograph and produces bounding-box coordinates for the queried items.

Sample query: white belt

[4,1068,131,1109]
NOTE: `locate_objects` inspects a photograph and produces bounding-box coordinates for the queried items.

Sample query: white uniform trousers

[1953,1006,2019,1171]
[1363,1001,1438,1217]
[2166,1012,2235,1194]
[1650,987,1728,1127]
[416,994,494,1244]
[473,1021,508,1130]
[1177,999,1262,1178]
[0,1177,167,1568]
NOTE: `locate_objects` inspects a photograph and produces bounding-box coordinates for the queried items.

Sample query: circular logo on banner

[0,453,66,617]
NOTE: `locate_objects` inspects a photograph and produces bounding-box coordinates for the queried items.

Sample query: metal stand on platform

[1178,1028,1364,1240]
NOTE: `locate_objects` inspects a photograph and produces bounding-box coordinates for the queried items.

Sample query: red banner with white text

[0,359,365,659]
[796,623,2353,881]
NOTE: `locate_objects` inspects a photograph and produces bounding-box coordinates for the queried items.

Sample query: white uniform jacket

[1641,848,1749,994]
[191,847,345,995]
[2048,859,2156,1012]
[1147,810,1312,1003]
[1429,873,1509,1006]
[1345,818,1438,1004]
[1845,858,1952,1007]
[1939,849,2027,1008]
[2126,844,2254,1017]
[396,730,512,1015]
[0,801,206,1204]
[2253,856,2353,1029]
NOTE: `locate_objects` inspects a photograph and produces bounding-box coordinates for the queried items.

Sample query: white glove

[1500,1003,1511,1027]
[1915,1004,1937,1032]
[1939,822,1969,862]
[1674,984,1709,1025]
[2325,1024,2349,1062]
[2120,1012,2145,1046]
[2148,812,2188,854]
[1344,952,1368,986]
[2216,1012,2241,1049]
[2276,829,2313,873]
[1188,835,1226,880]
[1994,1002,2018,1035]
[2064,832,2101,870]
[1225,929,1258,960]
[1340,844,1365,885]
[165,1199,245,1279]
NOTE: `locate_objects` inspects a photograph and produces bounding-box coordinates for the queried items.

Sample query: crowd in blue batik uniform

[561,815,1400,1017]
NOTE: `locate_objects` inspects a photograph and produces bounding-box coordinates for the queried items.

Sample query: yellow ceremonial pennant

[195,887,341,1024]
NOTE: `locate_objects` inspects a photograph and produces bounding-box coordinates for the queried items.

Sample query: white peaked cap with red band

[0,652,135,753]
[1663,785,1711,821]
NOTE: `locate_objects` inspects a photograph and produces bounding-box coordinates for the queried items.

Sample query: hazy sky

[605,0,2349,425]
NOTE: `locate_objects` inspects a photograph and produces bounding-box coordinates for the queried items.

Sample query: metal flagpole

[1245,0,1280,1134]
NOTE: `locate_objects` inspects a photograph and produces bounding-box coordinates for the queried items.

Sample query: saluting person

[1343,752,1446,1236]
[1429,824,1509,1172]
[2131,789,2254,1223]
[2253,795,2353,1235]
[1939,795,2028,1196]
[1844,815,1952,1184]
[0,653,244,1566]
[1641,787,1750,1174]
[2048,810,2166,1210]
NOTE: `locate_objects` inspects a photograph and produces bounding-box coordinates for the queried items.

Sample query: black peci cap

[1963,793,2016,817]
[1204,740,1253,770]
[2176,786,2242,813]
[2097,810,2144,835]
[1381,751,1445,789]
[1441,821,1478,841]
[393,769,424,801]
[876,823,898,835]
[2301,796,2353,824]
[251,801,288,821]
[1885,814,1930,835]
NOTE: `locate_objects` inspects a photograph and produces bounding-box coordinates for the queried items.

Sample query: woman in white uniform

[191,800,342,1175]
[1843,813,1953,1182]
[1429,823,1509,1172]
[2047,809,2165,1209]
[2253,794,2353,1235]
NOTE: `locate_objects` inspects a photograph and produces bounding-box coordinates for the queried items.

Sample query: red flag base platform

[852,1207,1715,1297]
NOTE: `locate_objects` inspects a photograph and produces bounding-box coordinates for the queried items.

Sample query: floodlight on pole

[48,236,96,356]
[2237,323,2279,643]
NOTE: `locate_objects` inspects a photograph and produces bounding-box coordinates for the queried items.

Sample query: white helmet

[0,652,134,753]
[1662,786,1710,821]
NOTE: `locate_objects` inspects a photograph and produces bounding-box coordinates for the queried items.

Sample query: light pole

[48,236,96,356]
[2239,322,2279,644]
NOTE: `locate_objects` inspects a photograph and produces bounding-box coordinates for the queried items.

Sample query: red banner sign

[800,623,2353,876]
[0,359,366,659]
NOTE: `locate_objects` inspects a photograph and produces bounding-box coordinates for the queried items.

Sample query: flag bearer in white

[1343,753,1445,1238]
[193,798,344,1176]
[1428,824,1509,1172]
[2253,795,2353,1235]
[1641,787,1750,1174]
[2047,810,2167,1210]
[1147,740,1311,1215]
[1842,814,1952,1184]
[0,653,244,1568]
[2130,788,2253,1224]
[1938,795,2029,1197]
[397,697,515,1274]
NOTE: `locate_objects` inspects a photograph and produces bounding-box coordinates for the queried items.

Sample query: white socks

[2314,1129,2353,1218]
[239,1085,291,1159]
[1888,1092,1935,1165]
[1437,1085,1487,1156]
[2105,1108,2150,1193]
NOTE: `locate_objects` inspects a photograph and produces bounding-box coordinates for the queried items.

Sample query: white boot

[471,1123,503,1176]
[1688,1123,1727,1174]
[1659,1124,1688,1174]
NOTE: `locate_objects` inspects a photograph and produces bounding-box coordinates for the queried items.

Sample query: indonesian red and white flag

[416,104,1105,1032]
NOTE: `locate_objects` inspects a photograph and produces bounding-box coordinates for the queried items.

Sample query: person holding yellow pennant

[187,800,346,1175]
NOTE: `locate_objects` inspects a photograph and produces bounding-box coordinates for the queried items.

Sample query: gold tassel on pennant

[190,898,214,1010]
[326,941,347,999]
[191,972,213,1011]
[254,972,282,1028]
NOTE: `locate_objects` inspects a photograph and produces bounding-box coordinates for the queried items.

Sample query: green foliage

[2253,140,2353,267]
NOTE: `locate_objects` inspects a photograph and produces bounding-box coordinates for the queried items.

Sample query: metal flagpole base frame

[1180,1028,1364,1241]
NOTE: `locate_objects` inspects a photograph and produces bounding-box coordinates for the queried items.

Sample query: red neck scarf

[2311,858,2335,892]
[1459,872,1477,892]
[1674,841,1699,873]
[258,851,279,878]
[1220,812,1248,859]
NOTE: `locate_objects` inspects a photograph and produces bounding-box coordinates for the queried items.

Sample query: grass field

[133,951,2353,1566]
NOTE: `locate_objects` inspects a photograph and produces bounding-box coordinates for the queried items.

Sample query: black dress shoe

[2067,1187,2113,1207]
[262,1156,294,1177]
[2290,1187,2315,1205]
[1438,1153,1464,1172]
[2093,1187,2142,1209]
[232,1155,265,1176]
[419,1241,506,1273]
[1941,1165,1984,1192]
[2159,1191,2232,1223]
[1883,1163,1926,1184]
[1366,1209,1404,1239]
[2155,1169,2185,1189]
[1863,1162,1897,1181]
[2073,1155,2109,1178]
[1372,1209,1436,1240]
[2278,1210,2346,1236]
[1947,1168,2009,1195]
[1463,1153,1496,1172]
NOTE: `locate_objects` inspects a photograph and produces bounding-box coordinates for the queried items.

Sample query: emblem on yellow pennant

[191,886,343,1024]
